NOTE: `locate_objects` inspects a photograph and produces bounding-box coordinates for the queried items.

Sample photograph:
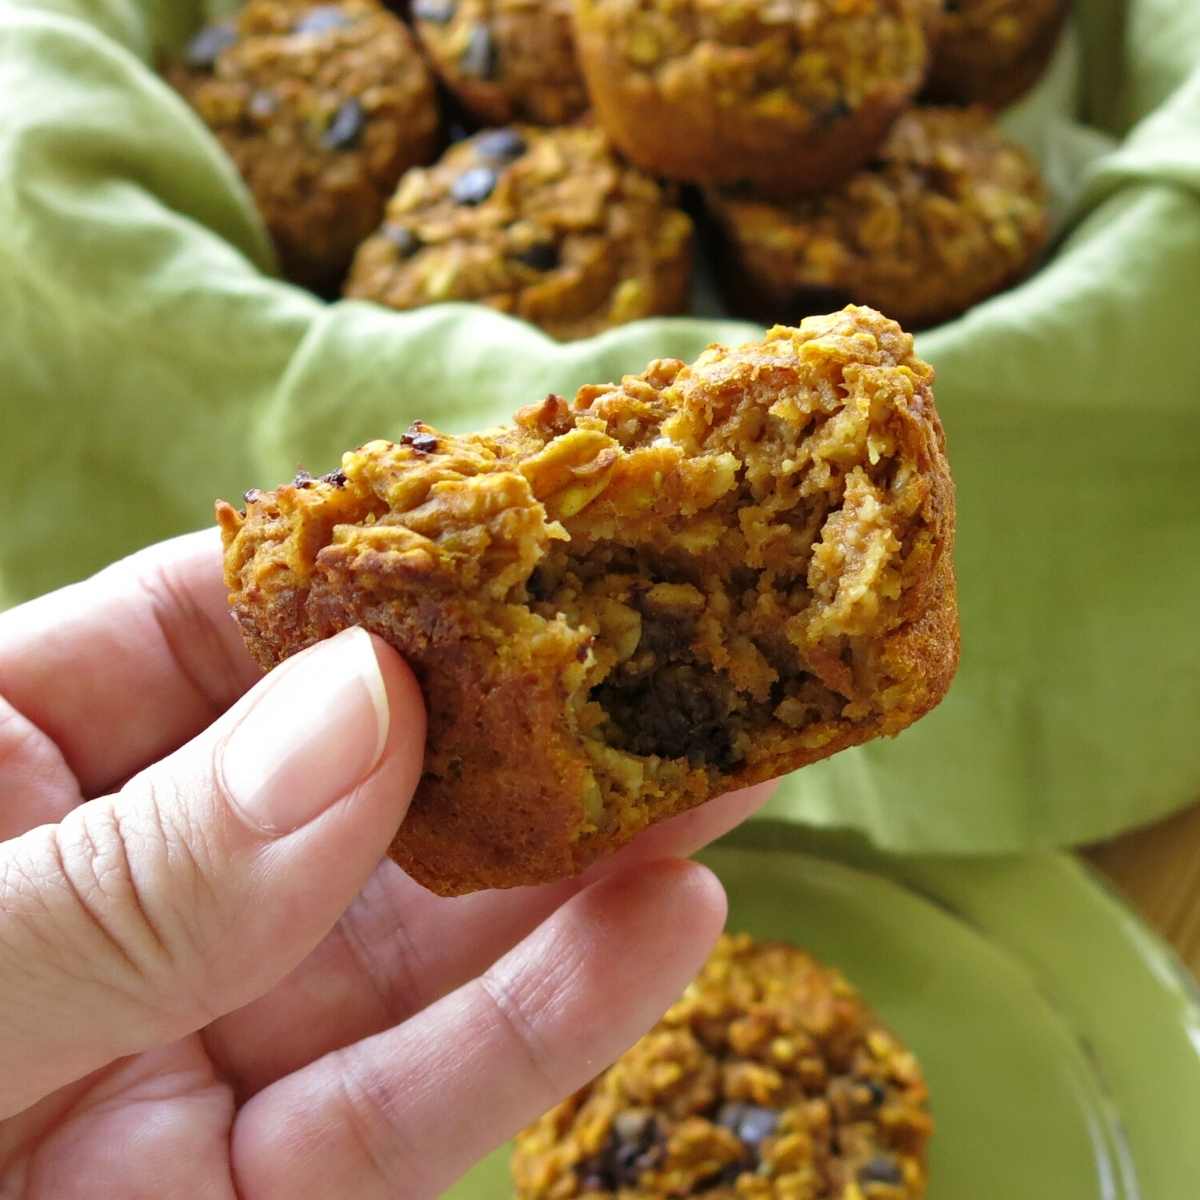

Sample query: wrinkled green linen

[1,0,1198,852]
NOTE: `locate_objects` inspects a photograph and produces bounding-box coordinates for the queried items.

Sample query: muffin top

[575,0,936,132]
[344,125,693,338]
[170,0,437,172]
[512,933,932,1198]
[167,0,439,286]
[413,0,588,125]
[707,106,1047,327]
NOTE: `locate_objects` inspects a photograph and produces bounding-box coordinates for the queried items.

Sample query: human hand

[0,531,774,1198]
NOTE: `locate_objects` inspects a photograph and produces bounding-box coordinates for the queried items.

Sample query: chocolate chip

[401,426,439,453]
[715,1103,779,1149]
[412,0,456,22]
[383,224,422,257]
[865,1080,887,1107]
[450,165,497,205]
[183,23,237,71]
[858,1155,904,1185]
[293,468,315,486]
[243,488,261,504]
[514,241,558,271]
[574,1112,664,1192]
[322,98,365,150]
[248,89,279,119]
[321,469,348,487]
[294,5,352,34]
[818,98,852,128]
[473,127,526,162]
[459,23,497,78]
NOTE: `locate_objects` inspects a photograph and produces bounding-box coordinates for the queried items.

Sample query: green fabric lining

[1,0,1197,852]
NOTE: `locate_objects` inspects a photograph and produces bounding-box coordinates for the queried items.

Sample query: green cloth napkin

[2,0,1198,853]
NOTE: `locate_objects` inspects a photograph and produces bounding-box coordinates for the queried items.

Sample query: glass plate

[445,822,1200,1199]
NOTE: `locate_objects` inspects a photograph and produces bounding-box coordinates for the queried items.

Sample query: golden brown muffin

[344,125,693,339]
[217,307,958,895]
[573,0,938,197]
[167,0,439,292]
[412,0,588,126]
[705,107,1048,330]
[512,933,933,1199]
[925,0,1067,108]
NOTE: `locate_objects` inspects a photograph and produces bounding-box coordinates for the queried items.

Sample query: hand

[0,531,773,1198]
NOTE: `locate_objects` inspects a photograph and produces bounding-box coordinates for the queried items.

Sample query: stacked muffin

[166,0,1062,334]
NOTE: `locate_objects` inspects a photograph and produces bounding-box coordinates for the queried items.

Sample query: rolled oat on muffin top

[413,0,589,126]
[344,125,694,339]
[924,0,1068,108]
[167,0,439,292]
[705,106,1048,329]
[512,933,933,1199]
[573,0,940,197]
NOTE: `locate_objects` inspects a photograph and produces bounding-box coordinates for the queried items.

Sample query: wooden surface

[1085,800,1200,979]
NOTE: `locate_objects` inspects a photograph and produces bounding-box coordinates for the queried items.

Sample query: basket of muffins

[165,0,1064,336]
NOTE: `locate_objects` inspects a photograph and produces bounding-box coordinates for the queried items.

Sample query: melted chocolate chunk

[321,469,349,487]
[451,165,497,205]
[473,127,526,162]
[413,0,456,22]
[859,1155,904,1185]
[322,98,366,150]
[183,23,237,71]
[576,1112,664,1192]
[294,5,352,35]
[514,241,559,271]
[716,1102,780,1149]
[383,224,422,258]
[818,98,853,128]
[248,89,279,120]
[459,23,497,79]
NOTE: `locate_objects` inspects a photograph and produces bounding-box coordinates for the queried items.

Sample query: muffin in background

[413,0,588,126]
[512,933,932,1198]
[573,0,938,197]
[924,0,1068,108]
[167,0,439,291]
[705,107,1048,330]
[345,125,693,339]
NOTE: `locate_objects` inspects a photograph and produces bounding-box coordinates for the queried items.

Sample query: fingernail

[222,627,391,835]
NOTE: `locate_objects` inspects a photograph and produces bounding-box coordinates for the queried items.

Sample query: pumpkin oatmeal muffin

[925,0,1068,108]
[573,0,938,197]
[412,0,588,126]
[167,0,439,291]
[217,307,958,895]
[343,125,693,339]
[512,933,933,1198]
[705,107,1048,330]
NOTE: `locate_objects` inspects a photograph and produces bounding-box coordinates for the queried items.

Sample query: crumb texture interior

[218,307,954,883]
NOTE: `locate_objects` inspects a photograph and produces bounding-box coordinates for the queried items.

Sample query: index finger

[0,528,261,798]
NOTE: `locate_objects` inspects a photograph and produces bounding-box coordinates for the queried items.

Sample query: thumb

[0,626,424,1119]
